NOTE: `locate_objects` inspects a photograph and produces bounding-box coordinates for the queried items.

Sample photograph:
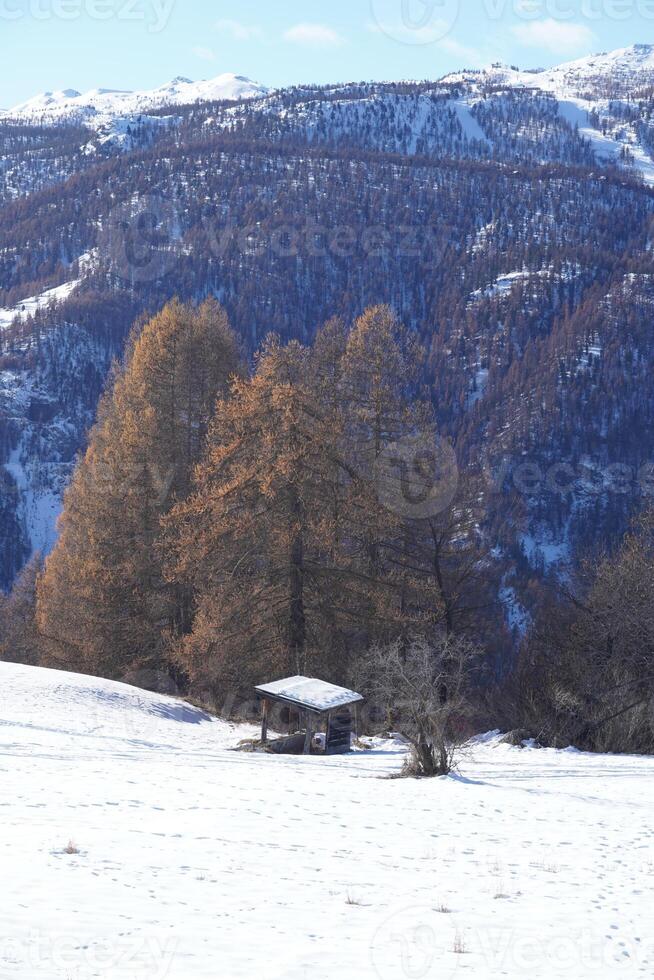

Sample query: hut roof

[255,676,363,714]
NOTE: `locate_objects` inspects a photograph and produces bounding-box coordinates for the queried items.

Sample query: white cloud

[193,46,216,62]
[368,20,483,66]
[283,23,345,47]
[214,19,263,42]
[437,37,483,66]
[367,18,452,45]
[511,18,594,55]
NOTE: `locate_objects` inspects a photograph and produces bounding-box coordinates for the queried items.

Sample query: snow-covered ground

[554,97,654,185]
[1,663,652,978]
[449,97,488,145]
[0,279,81,332]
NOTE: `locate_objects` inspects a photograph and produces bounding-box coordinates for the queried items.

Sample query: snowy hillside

[2,73,268,129]
[520,43,654,95]
[0,273,102,567]
[0,277,82,331]
[1,662,652,978]
[4,47,654,176]
[443,43,654,183]
[444,43,654,93]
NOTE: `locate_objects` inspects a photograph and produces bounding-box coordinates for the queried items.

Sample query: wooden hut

[255,676,364,755]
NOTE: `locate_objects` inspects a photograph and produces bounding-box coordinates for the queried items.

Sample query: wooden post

[261,699,269,744]
[303,712,313,755]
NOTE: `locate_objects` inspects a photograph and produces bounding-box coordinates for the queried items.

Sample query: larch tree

[37,298,240,681]
[0,553,42,666]
[163,333,386,701]
[339,304,445,645]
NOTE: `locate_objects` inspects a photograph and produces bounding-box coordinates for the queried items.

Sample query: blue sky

[2,0,654,107]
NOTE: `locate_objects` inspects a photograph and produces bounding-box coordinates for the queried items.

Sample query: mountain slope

[3,47,654,617]
[516,42,654,95]
[442,43,654,183]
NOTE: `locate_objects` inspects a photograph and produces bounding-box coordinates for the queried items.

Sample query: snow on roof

[255,676,363,713]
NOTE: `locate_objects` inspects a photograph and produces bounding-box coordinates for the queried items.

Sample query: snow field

[0,662,652,979]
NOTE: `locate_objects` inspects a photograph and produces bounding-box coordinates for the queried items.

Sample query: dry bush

[355,634,481,777]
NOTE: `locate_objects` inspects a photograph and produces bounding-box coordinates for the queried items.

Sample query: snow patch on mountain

[470,269,532,300]
[449,97,488,143]
[3,442,62,556]
[468,265,579,303]
[554,98,654,184]
[0,279,82,331]
[0,271,110,577]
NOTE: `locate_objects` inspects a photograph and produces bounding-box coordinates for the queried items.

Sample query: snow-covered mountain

[443,43,654,94]
[2,72,268,128]
[4,45,654,603]
[5,46,654,178]
[442,43,654,182]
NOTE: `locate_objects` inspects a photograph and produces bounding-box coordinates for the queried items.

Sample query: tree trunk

[288,487,306,674]
[431,522,454,637]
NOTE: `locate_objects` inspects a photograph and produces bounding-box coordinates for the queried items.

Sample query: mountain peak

[442,43,654,98]
[3,72,268,126]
